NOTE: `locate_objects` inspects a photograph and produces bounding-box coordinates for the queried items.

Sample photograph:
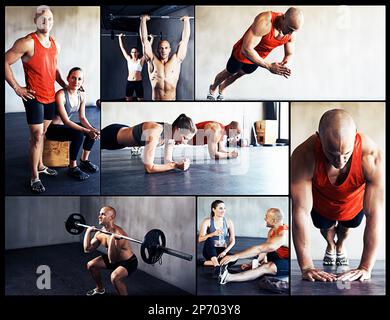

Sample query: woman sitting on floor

[45,67,100,180]
[101,114,197,173]
[198,200,236,275]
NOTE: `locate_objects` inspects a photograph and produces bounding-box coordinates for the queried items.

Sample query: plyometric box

[255,120,278,145]
[43,140,70,167]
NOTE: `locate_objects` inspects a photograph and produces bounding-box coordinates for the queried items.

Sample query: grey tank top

[207,217,229,247]
[61,89,81,118]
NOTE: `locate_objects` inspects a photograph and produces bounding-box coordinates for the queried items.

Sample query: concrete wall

[101,6,194,101]
[102,101,271,142]
[197,197,289,238]
[80,197,195,294]
[5,197,80,249]
[195,6,385,100]
[5,6,100,113]
[291,102,385,260]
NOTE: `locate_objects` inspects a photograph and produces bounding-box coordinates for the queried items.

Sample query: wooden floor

[5,107,100,195]
[291,259,386,295]
[101,146,289,195]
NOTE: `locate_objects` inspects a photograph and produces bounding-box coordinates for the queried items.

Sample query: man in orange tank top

[192,121,241,159]
[207,7,303,100]
[219,208,289,285]
[5,6,67,193]
[291,109,383,282]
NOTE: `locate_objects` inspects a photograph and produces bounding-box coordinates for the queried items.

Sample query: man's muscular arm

[292,137,337,282]
[241,12,291,77]
[338,135,384,281]
[5,37,36,100]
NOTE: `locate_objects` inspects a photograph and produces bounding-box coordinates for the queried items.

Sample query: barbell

[65,213,193,265]
[109,14,194,20]
[101,31,161,39]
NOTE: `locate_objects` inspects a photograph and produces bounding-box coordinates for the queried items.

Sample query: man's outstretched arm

[176,16,191,62]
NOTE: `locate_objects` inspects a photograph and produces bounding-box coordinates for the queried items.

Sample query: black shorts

[267,251,289,276]
[226,54,258,74]
[126,80,144,99]
[23,99,56,125]
[311,208,365,229]
[102,254,138,275]
[101,124,129,150]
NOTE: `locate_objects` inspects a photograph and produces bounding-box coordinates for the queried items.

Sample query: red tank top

[269,224,289,259]
[232,12,291,64]
[312,133,366,221]
[22,33,57,104]
[194,121,225,145]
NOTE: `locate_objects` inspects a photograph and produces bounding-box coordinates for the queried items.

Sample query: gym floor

[197,236,289,295]
[291,259,386,295]
[5,107,100,195]
[101,146,288,195]
[5,243,191,296]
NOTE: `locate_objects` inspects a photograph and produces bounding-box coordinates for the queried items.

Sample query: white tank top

[127,59,142,73]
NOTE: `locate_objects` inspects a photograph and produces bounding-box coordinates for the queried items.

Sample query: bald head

[158,40,171,60]
[318,109,357,169]
[101,206,116,219]
[284,7,304,31]
[226,121,241,138]
[267,208,284,223]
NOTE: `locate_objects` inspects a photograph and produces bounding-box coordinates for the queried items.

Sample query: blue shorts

[267,251,289,276]
[23,99,56,125]
[311,208,365,229]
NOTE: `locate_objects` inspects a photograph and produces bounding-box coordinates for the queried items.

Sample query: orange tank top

[22,32,58,104]
[194,121,225,145]
[312,133,366,221]
[232,12,291,64]
[269,224,289,259]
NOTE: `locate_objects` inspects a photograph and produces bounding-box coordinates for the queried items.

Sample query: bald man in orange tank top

[291,109,383,282]
[207,7,304,101]
[5,6,67,193]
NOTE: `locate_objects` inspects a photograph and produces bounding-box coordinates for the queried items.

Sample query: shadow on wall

[101,5,194,101]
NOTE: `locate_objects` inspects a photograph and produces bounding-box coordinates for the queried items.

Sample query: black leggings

[202,237,234,264]
[45,122,95,161]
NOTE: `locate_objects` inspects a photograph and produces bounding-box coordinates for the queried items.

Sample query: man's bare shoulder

[252,11,272,31]
[291,134,317,180]
[12,34,34,51]
[360,133,383,182]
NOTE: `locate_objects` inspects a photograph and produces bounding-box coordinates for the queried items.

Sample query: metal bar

[159,246,193,261]
[109,14,194,20]
[75,222,143,244]
[101,33,159,38]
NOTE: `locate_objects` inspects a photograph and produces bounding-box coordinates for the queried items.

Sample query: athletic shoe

[31,179,45,193]
[79,160,99,173]
[38,166,58,176]
[218,265,229,285]
[67,166,89,180]
[86,288,105,296]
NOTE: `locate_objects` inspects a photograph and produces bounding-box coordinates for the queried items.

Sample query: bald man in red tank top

[207,7,304,101]
[291,109,383,282]
[5,6,67,193]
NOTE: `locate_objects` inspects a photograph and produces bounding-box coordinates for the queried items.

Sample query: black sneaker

[79,160,99,173]
[38,166,58,176]
[67,166,89,180]
[86,288,105,296]
[31,179,45,193]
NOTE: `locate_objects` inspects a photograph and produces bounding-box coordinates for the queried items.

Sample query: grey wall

[291,102,386,260]
[101,6,194,101]
[195,6,385,100]
[5,6,100,113]
[5,197,80,249]
[102,101,271,143]
[80,197,196,294]
[197,197,289,238]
